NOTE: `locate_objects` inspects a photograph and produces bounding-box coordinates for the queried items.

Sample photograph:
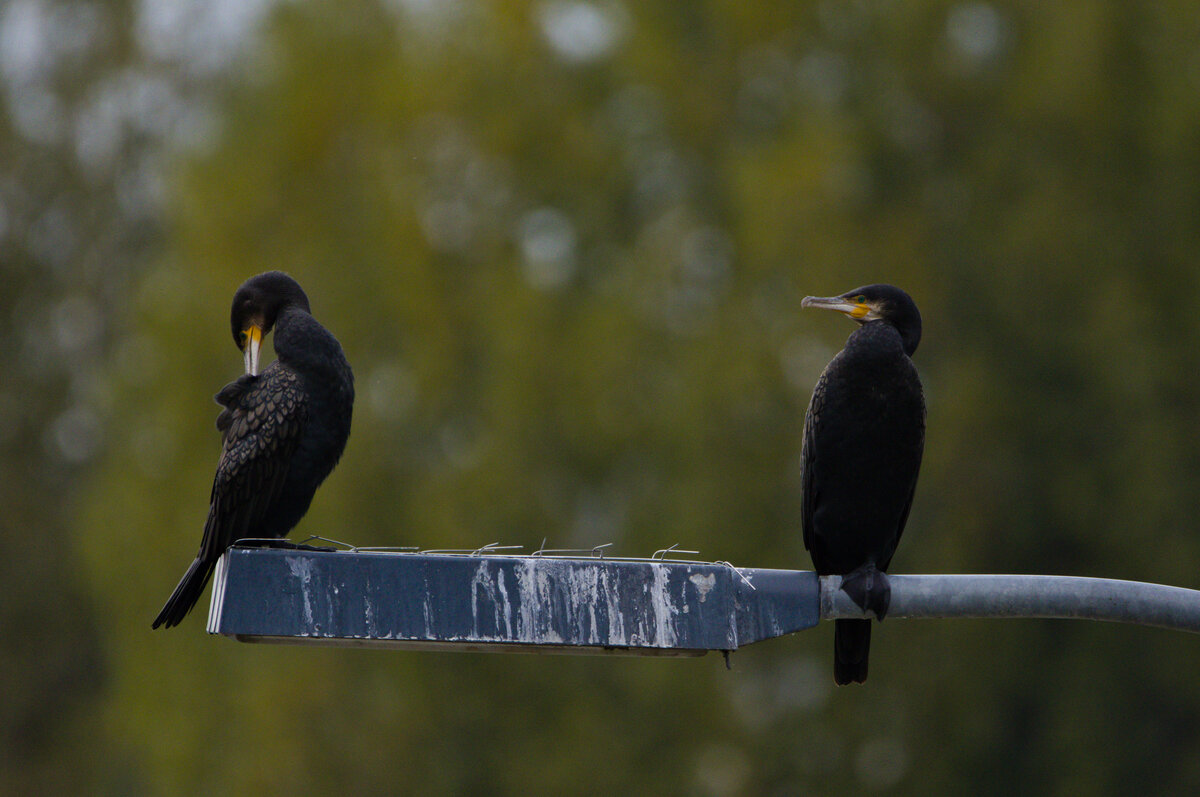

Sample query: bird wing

[800,368,827,554]
[199,364,309,562]
[880,395,925,570]
[215,374,256,440]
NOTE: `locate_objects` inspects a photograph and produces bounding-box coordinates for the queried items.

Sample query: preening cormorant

[800,284,925,684]
[152,272,354,629]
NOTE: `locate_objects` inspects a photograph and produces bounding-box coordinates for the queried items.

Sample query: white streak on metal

[470,561,503,636]
[515,559,536,641]
[604,566,627,645]
[363,569,375,637]
[582,568,599,643]
[536,564,564,643]
[515,559,566,644]
[557,563,601,644]
[580,568,599,643]
[649,564,679,647]
[423,591,435,639]
[285,556,314,632]
[496,568,513,638]
[689,573,716,603]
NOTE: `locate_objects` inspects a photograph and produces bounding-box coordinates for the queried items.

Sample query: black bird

[153,272,354,629]
[800,284,925,684]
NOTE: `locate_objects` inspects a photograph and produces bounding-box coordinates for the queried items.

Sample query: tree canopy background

[5,0,1200,793]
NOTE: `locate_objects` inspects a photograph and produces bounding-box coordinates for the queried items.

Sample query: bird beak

[802,295,870,319]
[242,324,263,376]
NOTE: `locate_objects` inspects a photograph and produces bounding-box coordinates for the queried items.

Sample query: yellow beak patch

[242,324,263,376]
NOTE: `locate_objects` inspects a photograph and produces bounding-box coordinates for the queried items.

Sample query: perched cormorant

[800,284,925,684]
[152,272,354,629]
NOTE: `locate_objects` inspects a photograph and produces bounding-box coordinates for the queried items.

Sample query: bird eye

[855,295,867,304]
[239,331,248,347]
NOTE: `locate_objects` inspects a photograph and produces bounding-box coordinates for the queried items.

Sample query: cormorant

[800,284,925,684]
[152,272,354,629]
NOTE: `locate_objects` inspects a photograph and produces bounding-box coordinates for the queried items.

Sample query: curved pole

[820,574,1200,633]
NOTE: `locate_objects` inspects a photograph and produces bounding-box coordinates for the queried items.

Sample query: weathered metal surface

[821,574,1200,633]
[207,550,1200,653]
[207,548,820,655]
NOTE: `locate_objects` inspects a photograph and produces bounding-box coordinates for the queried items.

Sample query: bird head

[230,271,311,375]
[801,284,922,356]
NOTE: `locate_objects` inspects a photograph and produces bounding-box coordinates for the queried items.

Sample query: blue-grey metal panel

[207,548,820,654]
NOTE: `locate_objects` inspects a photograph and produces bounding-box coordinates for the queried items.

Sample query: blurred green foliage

[5,0,1200,793]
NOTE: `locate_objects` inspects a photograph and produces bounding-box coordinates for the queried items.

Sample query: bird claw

[290,543,337,553]
[235,538,337,553]
[841,564,891,621]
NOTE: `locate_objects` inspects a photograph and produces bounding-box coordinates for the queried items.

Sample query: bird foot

[234,537,337,553]
[841,564,891,620]
[289,542,338,553]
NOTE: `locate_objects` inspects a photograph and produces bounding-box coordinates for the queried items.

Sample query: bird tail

[834,619,871,685]
[151,556,215,629]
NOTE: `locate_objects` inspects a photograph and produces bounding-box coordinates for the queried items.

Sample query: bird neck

[272,305,346,378]
[881,314,920,356]
[848,321,909,361]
